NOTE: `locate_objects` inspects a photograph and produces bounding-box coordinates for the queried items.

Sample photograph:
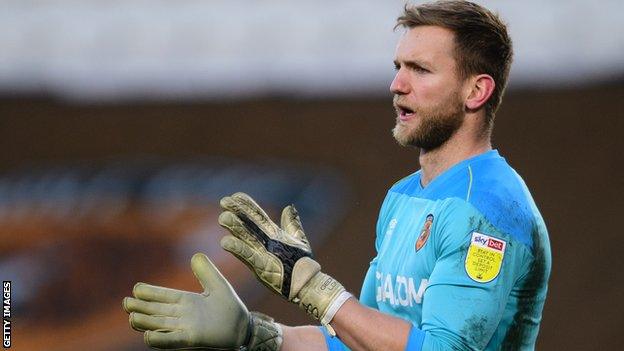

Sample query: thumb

[190,253,229,294]
[280,205,309,244]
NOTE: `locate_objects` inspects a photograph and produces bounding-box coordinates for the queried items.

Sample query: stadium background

[1,1,622,350]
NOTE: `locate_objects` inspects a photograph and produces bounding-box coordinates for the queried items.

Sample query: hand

[218,192,352,332]
[122,253,282,350]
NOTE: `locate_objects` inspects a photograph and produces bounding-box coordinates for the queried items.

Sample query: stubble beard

[392,92,465,151]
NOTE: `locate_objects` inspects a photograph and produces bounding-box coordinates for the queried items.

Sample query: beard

[392,92,465,151]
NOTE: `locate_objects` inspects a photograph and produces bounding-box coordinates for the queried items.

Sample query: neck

[419,126,492,187]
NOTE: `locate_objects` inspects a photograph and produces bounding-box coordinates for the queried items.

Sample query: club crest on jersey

[465,232,506,283]
[415,214,434,251]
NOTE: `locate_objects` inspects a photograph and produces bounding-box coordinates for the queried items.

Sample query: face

[390,26,466,150]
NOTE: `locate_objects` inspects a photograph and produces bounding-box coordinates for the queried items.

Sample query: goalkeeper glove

[122,253,282,351]
[218,192,352,335]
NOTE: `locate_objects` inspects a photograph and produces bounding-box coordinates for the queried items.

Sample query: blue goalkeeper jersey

[322,150,551,350]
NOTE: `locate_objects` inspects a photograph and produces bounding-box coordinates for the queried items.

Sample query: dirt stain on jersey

[461,315,489,348]
[501,226,551,348]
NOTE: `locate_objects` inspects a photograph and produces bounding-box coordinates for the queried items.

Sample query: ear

[465,74,495,111]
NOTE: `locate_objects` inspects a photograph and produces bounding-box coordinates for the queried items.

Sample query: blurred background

[0,0,623,350]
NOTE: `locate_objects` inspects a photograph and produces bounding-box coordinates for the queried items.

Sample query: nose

[390,69,409,95]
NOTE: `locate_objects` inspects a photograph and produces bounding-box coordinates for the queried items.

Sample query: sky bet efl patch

[465,232,506,283]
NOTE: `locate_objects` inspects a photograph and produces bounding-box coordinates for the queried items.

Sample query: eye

[393,63,401,71]
[413,65,430,74]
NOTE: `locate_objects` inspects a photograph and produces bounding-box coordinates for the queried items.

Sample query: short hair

[396,1,513,128]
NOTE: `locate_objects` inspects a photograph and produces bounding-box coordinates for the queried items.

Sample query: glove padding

[122,253,282,350]
[218,192,350,327]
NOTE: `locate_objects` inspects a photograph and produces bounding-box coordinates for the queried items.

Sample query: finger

[190,253,232,293]
[123,297,178,317]
[218,211,266,248]
[133,283,184,304]
[280,205,308,242]
[221,235,283,294]
[220,193,278,235]
[220,235,261,267]
[220,192,269,219]
[129,312,180,332]
[144,330,189,349]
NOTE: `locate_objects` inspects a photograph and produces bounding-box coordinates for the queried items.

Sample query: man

[123,1,551,350]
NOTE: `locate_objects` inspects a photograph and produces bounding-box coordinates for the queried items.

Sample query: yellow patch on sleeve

[465,232,506,283]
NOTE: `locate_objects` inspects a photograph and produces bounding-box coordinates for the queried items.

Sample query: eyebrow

[394,59,432,70]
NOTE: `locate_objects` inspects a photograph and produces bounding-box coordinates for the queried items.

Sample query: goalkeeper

[123,1,551,350]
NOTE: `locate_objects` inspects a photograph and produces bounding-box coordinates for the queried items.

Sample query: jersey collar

[417,149,502,191]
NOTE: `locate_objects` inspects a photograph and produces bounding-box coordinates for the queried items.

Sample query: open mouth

[395,104,415,120]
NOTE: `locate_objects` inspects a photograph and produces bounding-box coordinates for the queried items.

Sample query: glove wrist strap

[321,290,352,337]
[321,290,353,326]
